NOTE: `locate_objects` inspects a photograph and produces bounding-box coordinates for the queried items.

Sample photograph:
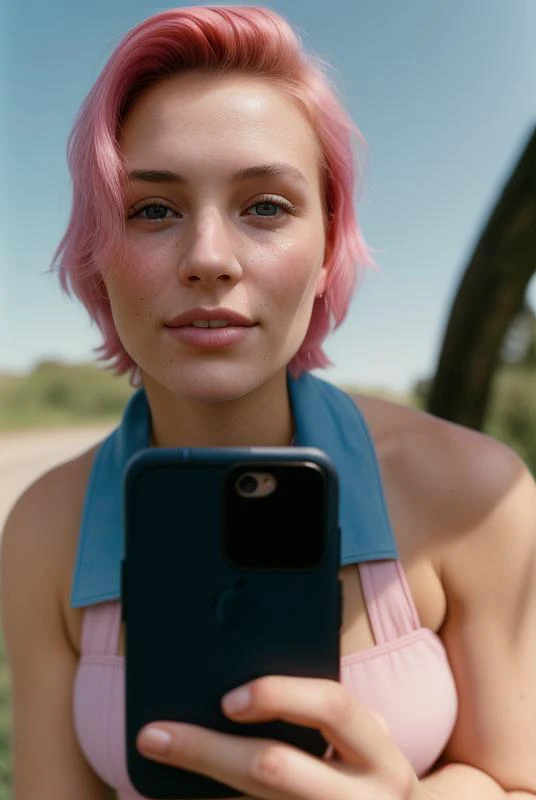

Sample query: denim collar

[71,372,398,607]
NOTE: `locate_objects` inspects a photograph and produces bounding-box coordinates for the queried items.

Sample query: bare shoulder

[2,441,99,551]
[1,441,102,643]
[350,391,532,556]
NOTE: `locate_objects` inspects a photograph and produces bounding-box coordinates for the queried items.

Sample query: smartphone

[122,447,341,799]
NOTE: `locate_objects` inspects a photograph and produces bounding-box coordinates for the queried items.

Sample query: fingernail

[139,726,172,754]
[222,685,251,714]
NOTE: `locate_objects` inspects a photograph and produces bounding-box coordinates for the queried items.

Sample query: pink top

[74,560,458,796]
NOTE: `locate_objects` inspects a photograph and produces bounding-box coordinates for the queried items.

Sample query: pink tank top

[74,560,458,796]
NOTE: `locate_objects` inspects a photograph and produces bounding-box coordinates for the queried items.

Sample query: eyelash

[128,195,297,224]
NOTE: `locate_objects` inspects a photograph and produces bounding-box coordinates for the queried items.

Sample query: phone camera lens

[238,475,258,495]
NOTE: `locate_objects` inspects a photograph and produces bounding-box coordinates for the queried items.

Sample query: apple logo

[213,579,260,629]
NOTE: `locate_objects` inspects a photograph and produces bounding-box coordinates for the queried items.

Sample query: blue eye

[130,203,176,221]
[252,202,279,217]
[246,197,296,219]
[128,197,297,224]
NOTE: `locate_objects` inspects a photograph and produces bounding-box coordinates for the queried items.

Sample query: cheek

[255,241,324,304]
[127,239,171,291]
[105,243,169,313]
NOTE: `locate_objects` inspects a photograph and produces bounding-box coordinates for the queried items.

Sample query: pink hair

[51,5,376,382]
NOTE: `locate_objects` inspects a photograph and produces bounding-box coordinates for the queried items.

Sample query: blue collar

[71,372,398,607]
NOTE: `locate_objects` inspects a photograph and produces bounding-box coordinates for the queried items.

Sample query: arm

[422,445,536,798]
[0,468,112,799]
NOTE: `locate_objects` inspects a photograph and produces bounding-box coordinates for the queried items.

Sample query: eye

[250,201,280,217]
[244,196,296,219]
[128,202,178,222]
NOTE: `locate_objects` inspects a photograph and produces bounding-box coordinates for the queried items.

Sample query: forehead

[119,71,321,179]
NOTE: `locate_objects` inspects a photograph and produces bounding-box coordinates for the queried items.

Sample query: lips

[165,307,255,328]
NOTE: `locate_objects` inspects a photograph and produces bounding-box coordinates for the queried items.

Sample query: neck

[141,369,295,448]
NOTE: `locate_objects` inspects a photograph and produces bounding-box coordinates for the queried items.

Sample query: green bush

[486,366,536,475]
[0,360,133,430]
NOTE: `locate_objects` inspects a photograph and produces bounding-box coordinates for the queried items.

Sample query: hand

[137,675,426,800]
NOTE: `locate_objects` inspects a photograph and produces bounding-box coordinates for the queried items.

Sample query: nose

[177,209,243,288]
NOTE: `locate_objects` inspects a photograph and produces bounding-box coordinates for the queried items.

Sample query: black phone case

[122,447,341,799]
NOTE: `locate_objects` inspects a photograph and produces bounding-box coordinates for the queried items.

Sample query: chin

[144,359,282,405]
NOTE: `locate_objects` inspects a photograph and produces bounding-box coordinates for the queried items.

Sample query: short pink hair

[51,5,376,381]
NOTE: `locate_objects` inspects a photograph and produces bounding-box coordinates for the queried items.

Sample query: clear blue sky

[1,0,535,393]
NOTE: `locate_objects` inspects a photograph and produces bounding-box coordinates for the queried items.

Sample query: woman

[1,5,535,799]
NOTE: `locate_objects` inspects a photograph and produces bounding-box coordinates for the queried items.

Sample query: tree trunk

[427,127,536,429]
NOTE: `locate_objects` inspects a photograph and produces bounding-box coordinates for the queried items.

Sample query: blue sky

[2,0,535,393]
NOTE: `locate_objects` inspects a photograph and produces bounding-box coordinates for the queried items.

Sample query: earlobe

[315,266,328,298]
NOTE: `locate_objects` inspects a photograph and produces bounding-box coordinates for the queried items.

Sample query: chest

[65,394,449,657]
[109,556,445,659]
[66,449,448,658]
[74,582,457,796]
[69,404,457,794]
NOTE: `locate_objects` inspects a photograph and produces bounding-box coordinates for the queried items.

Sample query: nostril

[183,270,237,285]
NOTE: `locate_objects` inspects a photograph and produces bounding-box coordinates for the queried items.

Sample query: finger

[221,676,401,771]
[138,721,360,800]
[371,711,391,738]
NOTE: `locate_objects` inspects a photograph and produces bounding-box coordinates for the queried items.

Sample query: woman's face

[105,70,327,402]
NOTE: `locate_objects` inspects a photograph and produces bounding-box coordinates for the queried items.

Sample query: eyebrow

[128,163,309,186]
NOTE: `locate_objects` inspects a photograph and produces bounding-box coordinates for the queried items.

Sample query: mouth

[189,319,236,329]
[165,307,256,329]
[164,307,257,350]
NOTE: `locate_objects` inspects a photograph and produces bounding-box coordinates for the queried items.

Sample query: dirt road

[0,423,116,534]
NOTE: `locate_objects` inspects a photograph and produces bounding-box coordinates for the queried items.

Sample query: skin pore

[104,70,329,449]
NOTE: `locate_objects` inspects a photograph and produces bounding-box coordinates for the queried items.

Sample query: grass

[0,406,122,432]
[0,633,11,800]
